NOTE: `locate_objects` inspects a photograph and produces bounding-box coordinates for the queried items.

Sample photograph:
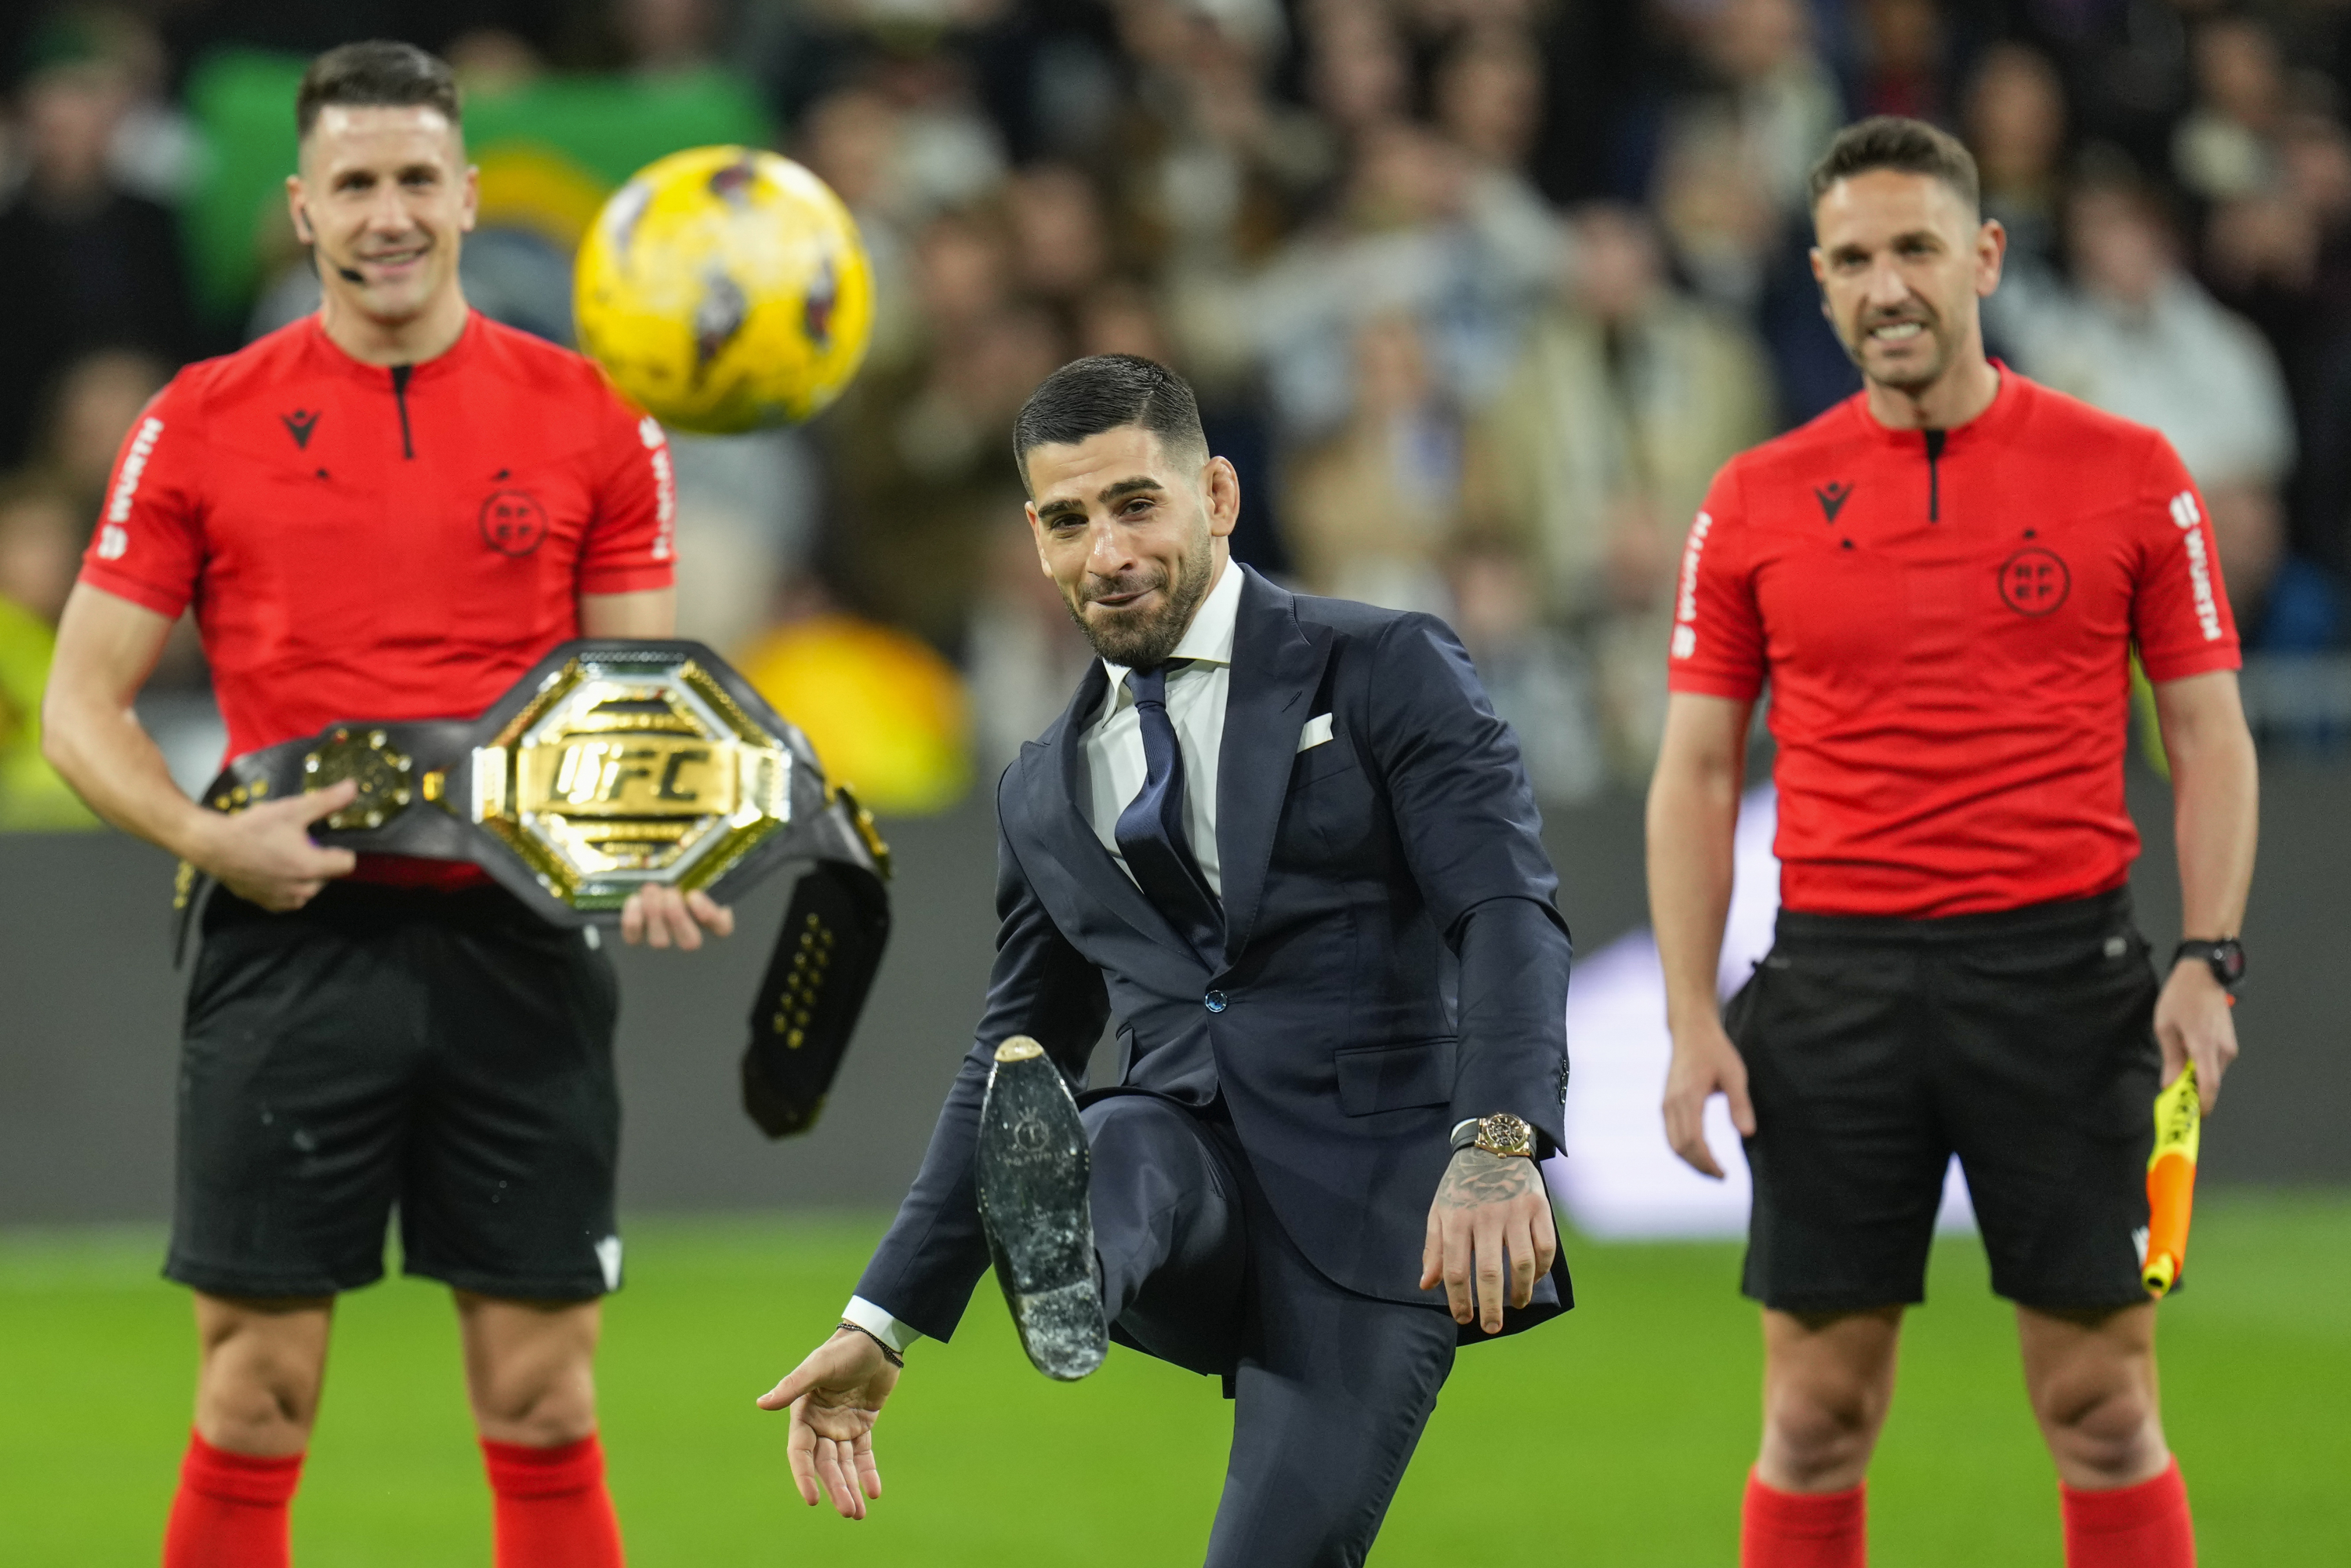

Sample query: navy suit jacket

[856,567,1574,1344]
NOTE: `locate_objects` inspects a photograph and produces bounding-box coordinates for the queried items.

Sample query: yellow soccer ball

[575,146,873,433]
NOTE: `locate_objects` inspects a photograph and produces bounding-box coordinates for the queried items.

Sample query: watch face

[1482,1114,1531,1153]
[2214,941,2246,984]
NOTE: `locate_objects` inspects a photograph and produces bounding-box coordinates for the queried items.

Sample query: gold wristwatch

[1453,1112,1534,1160]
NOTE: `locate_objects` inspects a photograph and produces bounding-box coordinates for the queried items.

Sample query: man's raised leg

[458,1293,622,1568]
[2019,1301,2193,1568]
[167,1294,332,1568]
[1083,1097,1248,1376]
[1743,1306,1903,1568]
[1202,1188,1456,1568]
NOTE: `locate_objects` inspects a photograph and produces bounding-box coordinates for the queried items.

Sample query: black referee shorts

[1727,887,2161,1316]
[168,880,622,1301]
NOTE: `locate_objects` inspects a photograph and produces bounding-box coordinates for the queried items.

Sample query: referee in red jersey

[1649,118,2257,1568]
[41,43,727,1568]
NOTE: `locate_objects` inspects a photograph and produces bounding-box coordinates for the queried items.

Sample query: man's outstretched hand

[1420,1148,1558,1333]
[756,1328,902,1519]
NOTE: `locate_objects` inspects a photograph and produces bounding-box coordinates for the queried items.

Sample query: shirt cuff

[843,1295,923,1356]
[1450,1118,1480,1148]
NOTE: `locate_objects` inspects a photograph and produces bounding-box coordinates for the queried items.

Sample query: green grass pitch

[2,1193,2344,1565]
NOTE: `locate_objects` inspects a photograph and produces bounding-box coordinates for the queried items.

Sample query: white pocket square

[1297,713,1334,753]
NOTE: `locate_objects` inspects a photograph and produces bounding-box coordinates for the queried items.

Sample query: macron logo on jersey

[1671,510,1713,659]
[97,415,166,559]
[640,415,675,563]
[2168,490,2224,642]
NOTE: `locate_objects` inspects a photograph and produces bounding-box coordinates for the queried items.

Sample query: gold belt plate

[469,653,793,910]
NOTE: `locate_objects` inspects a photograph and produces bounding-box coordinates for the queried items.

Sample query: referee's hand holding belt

[618,885,735,949]
[191,777,735,947]
[194,778,363,911]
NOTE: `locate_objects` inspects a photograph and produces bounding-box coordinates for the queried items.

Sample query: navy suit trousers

[1083,1096,1458,1568]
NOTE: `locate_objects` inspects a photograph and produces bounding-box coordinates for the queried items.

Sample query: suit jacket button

[1203,989,1228,1013]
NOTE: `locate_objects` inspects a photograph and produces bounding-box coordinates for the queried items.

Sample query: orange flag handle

[2143,1064,2200,1298]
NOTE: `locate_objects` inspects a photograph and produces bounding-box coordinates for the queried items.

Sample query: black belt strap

[171,639,893,1138]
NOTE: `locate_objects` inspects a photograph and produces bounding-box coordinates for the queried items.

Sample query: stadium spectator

[1997,177,2295,621]
[0,474,81,627]
[1850,0,1948,126]
[1007,162,1113,315]
[1249,120,1547,435]
[1684,0,1845,223]
[442,28,546,98]
[963,512,1094,780]
[820,209,1062,652]
[615,0,722,78]
[0,14,192,468]
[1104,0,1333,328]
[84,5,201,205]
[31,347,171,525]
[665,426,822,657]
[796,85,922,370]
[1430,24,1565,305]
[2172,14,2286,205]
[1279,310,1464,615]
[1465,202,1772,780]
[1962,43,2069,285]
[1444,531,1605,806]
[1302,0,1410,151]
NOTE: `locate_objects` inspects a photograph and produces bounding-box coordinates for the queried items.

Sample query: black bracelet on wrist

[836,1319,905,1367]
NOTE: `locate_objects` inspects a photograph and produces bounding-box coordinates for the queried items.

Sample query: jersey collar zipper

[390,364,415,459]
[1923,427,1946,522]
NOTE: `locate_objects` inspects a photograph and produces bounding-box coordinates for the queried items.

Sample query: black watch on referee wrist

[2171,938,2246,992]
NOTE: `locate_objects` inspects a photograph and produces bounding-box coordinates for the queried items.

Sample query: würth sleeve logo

[641,414,675,562]
[2168,490,2226,641]
[98,415,166,559]
[1671,510,1713,659]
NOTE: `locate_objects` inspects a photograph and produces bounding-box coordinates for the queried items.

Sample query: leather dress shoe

[975,1036,1108,1381]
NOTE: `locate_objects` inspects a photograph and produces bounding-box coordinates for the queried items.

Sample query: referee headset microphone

[297,203,368,286]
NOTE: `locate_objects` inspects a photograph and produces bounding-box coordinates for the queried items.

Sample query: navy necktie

[1115,662,1223,958]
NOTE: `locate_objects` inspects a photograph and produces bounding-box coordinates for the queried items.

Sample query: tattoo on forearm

[1435,1150,1538,1208]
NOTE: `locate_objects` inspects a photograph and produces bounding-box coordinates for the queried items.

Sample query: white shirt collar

[1097,557,1244,714]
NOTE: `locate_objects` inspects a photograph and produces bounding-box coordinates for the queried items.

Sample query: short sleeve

[576,389,677,597]
[2128,434,2242,684]
[76,378,204,619]
[1664,461,1765,700]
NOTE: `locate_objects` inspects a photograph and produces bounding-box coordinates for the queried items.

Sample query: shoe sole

[976,1036,1108,1381]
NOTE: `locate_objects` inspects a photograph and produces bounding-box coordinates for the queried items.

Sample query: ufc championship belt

[179,639,890,1138]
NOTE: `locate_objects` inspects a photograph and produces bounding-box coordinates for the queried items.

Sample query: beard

[1063,525,1215,668]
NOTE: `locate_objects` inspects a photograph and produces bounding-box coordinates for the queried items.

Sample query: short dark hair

[1807,116,1979,213]
[1011,354,1208,488]
[296,41,460,139]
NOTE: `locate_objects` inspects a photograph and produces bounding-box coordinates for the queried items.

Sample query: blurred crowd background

[4,0,2351,828]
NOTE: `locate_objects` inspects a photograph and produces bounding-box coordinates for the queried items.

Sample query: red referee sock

[2062,1457,2195,1568]
[1742,1471,1867,1567]
[481,1435,624,1568]
[164,1430,303,1568]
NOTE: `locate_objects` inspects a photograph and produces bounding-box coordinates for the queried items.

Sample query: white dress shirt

[844,562,1244,1356]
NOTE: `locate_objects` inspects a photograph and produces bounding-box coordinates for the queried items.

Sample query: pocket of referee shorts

[1956,920,2160,1142]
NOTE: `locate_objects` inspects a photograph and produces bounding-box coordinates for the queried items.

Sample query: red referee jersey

[80,310,675,759]
[1667,369,2240,918]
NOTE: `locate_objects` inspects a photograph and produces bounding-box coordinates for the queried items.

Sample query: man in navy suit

[756,355,1575,1566]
